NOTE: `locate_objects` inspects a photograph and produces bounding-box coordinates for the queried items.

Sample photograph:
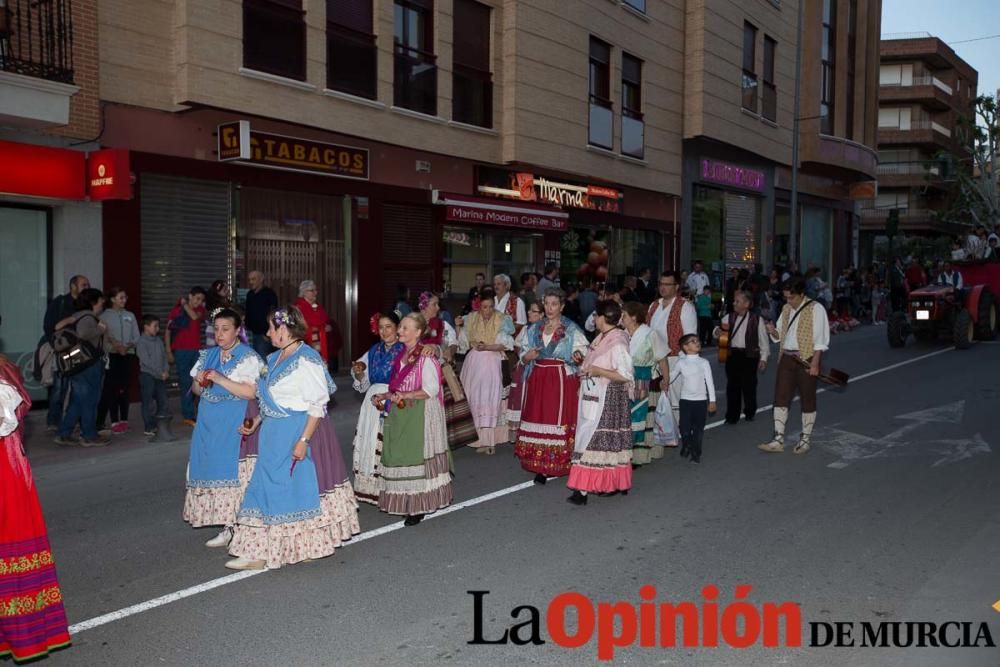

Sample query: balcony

[859,206,956,233]
[878,121,955,151]
[876,161,948,189]
[880,76,953,111]
[0,0,78,128]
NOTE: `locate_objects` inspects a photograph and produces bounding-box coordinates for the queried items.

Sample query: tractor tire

[974,288,998,341]
[887,312,909,348]
[953,309,974,350]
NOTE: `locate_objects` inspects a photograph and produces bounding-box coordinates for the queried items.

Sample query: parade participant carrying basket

[758,277,831,455]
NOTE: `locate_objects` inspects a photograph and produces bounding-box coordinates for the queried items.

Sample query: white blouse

[0,381,23,437]
[542,328,589,376]
[769,302,830,354]
[191,349,264,385]
[268,354,337,418]
[394,357,440,399]
[352,350,373,394]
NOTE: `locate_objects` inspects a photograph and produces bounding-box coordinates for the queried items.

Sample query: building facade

[863,34,978,265]
[96,0,685,366]
[0,0,112,398]
[680,0,881,291]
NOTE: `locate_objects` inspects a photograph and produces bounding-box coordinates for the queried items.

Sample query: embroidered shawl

[368,341,404,385]
[466,311,513,345]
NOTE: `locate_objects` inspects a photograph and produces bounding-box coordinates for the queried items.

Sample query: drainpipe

[789,0,804,270]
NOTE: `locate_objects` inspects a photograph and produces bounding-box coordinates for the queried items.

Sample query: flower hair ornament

[273,309,292,328]
[418,291,434,312]
[209,306,226,320]
[369,312,382,335]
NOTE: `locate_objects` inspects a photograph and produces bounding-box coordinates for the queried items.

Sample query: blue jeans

[59,362,104,440]
[47,371,67,427]
[139,373,169,431]
[174,349,199,420]
[251,332,274,359]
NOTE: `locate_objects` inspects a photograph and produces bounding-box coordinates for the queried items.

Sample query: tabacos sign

[218,121,369,180]
[477,166,623,213]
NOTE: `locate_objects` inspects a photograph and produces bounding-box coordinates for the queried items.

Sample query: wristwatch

[298,437,310,444]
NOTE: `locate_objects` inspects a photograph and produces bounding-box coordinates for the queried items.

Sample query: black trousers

[98,353,133,426]
[679,399,708,459]
[724,349,759,422]
[697,316,713,346]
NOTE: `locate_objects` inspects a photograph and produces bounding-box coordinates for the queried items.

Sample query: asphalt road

[19,326,1000,666]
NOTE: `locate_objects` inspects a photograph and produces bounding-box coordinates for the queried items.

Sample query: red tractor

[888,262,999,349]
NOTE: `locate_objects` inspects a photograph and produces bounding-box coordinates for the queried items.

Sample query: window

[845,0,857,139]
[621,53,643,158]
[394,0,437,115]
[452,0,492,127]
[588,37,613,149]
[742,22,758,112]
[762,37,776,122]
[243,0,306,81]
[820,0,836,135]
[623,0,646,12]
[327,0,377,99]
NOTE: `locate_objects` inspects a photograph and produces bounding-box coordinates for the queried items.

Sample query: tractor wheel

[953,309,974,350]
[887,312,909,348]
[974,288,998,341]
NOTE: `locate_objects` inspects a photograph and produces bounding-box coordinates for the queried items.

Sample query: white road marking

[66,344,961,635]
[827,461,849,469]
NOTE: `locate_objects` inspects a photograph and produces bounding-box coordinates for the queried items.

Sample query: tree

[934,94,1000,230]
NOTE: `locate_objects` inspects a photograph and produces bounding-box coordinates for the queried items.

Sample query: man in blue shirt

[244,271,278,357]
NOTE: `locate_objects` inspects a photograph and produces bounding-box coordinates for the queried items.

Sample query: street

[22,327,1000,666]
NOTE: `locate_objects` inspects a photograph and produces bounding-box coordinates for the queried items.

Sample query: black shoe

[533,473,547,485]
[690,455,701,464]
[724,418,739,425]
[404,514,424,526]
[631,463,640,470]
[679,445,690,459]
[745,415,755,422]
[566,491,587,506]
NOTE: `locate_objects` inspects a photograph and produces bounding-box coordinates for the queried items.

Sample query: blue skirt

[188,398,247,488]
[237,411,322,525]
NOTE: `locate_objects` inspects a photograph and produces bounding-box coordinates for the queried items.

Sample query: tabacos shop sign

[477,166,623,213]
[217,120,369,180]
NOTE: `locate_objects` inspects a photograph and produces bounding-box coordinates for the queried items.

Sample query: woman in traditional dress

[456,288,515,455]
[505,301,543,432]
[373,313,453,526]
[621,301,659,467]
[0,341,71,661]
[294,279,331,363]
[566,300,634,505]
[513,288,589,485]
[350,312,403,504]
[227,306,359,570]
[418,291,457,362]
[184,308,264,548]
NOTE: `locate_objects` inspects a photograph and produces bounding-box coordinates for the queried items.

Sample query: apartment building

[863,34,978,264]
[95,0,686,365]
[681,0,881,288]
[0,0,113,397]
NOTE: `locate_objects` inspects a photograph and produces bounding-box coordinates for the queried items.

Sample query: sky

[882,0,1000,102]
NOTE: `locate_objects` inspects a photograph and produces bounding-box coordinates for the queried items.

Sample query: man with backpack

[42,275,90,432]
[53,288,111,447]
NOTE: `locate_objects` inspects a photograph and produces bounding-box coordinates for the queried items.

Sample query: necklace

[277,339,302,364]
[219,340,238,362]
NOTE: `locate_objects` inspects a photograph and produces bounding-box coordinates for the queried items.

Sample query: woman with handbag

[456,288,515,455]
[372,313,453,526]
[350,312,403,505]
[506,302,543,432]
[513,288,589,485]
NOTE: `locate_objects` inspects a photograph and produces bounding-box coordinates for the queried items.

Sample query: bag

[441,362,465,402]
[51,314,101,377]
[442,382,478,450]
[27,339,57,386]
[652,394,678,447]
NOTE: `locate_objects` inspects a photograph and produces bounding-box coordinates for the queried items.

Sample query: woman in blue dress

[183,307,263,548]
[350,312,403,505]
[227,305,359,570]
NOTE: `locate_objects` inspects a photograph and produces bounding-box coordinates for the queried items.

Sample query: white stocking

[773,407,788,443]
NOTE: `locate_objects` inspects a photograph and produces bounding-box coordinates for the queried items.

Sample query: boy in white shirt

[669,334,717,464]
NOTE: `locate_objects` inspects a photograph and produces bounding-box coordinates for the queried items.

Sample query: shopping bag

[652,394,678,447]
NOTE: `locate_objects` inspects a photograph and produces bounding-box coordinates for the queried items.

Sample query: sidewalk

[23,373,361,467]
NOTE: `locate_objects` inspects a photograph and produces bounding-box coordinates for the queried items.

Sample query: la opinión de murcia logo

[468,587,997,660]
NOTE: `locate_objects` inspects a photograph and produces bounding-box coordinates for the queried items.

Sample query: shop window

[452,0,492,128]
[742,22,758,112]
[243,0,306,81]
[691,187,726,290]
[588,37,613,149]
[608,227,661,288]
[621,53,644,159]
[0,206,49,401]
[327,0,377,99]
[800,206,832,283]
[774,206,790,269]
[394,0,437,116]
[762,36,777,122]
[442,227,537,307]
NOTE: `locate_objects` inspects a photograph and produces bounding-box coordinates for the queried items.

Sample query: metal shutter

[140,174,231,322]
[381,203,434,309]
[724,193,760,270]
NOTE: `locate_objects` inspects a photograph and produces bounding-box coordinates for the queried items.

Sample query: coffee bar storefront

[435,166,675,304]
[681,140,776,296]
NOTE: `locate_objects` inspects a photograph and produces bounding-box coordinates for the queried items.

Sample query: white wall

[51,201,103,293]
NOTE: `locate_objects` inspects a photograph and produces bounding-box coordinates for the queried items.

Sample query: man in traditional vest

[759,276,830,454]
[722,290,770,424]
[647,270,698,428]
[493,274,527,334]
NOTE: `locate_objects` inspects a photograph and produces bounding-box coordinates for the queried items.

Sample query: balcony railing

[879,121,952,137]
[880,76,952,95]
[0,0,74,84]
[877,162,941,176]
[860,206,932,219]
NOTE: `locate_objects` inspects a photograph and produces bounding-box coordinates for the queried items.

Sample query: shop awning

[0,140,132,201]
[433,191,568,231]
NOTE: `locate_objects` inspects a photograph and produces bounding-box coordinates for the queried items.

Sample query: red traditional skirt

[513,358,580,477]
[1,435,70,662]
